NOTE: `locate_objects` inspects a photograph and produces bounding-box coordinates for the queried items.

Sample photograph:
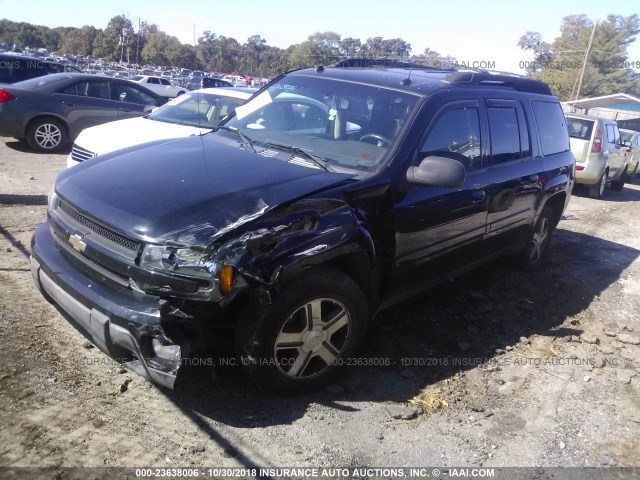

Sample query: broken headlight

[140,245,217,280]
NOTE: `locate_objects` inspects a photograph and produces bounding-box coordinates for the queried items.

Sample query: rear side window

[605,124,620,144]
[486,100,530,164]
[532,101,570,156]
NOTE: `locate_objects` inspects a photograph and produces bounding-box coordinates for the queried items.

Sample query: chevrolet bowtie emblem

[69,233,87,254]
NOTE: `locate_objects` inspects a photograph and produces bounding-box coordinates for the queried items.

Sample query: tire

[610,168,627,192]
[26,117,67,153]
[517,206,554,271]
[588,170,607,199]
[235,267,368,394]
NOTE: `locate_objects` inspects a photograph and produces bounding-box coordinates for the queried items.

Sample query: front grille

[59,201,140,252]
[53,231,130,287]
[70,144,97,162]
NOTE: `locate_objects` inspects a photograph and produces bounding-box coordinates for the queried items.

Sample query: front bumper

[31,223,181,389]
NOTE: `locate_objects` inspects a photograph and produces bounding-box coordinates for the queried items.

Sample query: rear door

[481,98,543,249]
[55,79,120,136]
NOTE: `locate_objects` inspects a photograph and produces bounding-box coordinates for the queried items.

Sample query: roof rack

[444,71,552,95]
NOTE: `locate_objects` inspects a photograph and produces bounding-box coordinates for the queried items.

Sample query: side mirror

[406,155,466,188]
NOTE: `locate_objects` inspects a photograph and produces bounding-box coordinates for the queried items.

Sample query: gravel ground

[0,137,639,479]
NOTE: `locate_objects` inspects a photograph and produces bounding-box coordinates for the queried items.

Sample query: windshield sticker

[274,84,297,91]
[235,91,273,120]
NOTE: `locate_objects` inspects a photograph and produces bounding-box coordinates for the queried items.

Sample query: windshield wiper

[216,126,257,153]
[263,141,330,171]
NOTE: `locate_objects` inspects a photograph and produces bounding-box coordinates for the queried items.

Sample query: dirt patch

[0,140,639,474]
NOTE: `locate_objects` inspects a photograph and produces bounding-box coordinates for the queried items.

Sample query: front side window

[225,75,420,172]
[112,83,157,106]
[420,106,481,169]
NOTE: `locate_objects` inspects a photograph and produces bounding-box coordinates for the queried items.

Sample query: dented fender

[208,197,378,302]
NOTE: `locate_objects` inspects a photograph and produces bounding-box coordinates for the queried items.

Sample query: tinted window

[488,107,521,163]
[0,56,48,83]
[420,106,481,169]
[531,101,570,156]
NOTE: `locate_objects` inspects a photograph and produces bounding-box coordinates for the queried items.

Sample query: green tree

[92,15,134,61]
[339,37,362,57]
[518,14,640,100]
[362,37,411,57]
[288,31,342,69]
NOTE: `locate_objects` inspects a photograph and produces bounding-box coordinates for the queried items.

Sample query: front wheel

[516,206,554,271]
[235,267,368,394]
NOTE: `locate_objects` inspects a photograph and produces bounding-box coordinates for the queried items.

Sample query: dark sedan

[0,73,167,152]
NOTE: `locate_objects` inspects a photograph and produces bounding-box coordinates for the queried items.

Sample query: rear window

[532,101,570,156]
[11,73,71,89]
[566,117,594,140]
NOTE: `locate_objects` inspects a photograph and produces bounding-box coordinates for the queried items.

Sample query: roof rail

[444,71,552,95]
[332,57,452,71]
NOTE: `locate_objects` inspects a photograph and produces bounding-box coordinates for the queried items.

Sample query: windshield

[223,75,420,171]
[149,91,248,128]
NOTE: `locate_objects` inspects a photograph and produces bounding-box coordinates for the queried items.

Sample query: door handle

[471,190,486,203]
[63,101,74,106]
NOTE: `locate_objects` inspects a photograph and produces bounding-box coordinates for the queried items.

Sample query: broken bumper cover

[31,223,180,389]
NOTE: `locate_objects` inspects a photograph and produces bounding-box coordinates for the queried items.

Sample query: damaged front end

[31,179,368,390]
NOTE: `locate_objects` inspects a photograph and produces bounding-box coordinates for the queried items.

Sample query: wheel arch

[540,192,567,228]
[25,114,70,138]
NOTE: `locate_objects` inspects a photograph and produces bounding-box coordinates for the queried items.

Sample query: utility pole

[136,18,140,66]
[574,19,598,101]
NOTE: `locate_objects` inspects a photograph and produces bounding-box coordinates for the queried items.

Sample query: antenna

[401,63,413,86]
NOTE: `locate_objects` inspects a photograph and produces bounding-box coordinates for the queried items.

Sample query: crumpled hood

[55,135,354,246]
[74,116,210,157]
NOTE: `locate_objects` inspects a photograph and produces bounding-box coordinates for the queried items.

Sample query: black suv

[0,53,81,84]
[185,76,233,90]
[31,64,574,393]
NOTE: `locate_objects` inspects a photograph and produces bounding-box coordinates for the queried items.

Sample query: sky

[2,0,639,74]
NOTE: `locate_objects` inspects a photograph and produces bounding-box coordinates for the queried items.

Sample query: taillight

[0,89,16,104]
[592,128,602,153]
[576,165,585,171]
[626,146,633,153]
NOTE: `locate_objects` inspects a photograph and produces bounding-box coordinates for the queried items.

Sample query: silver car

[566,113,628,198]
